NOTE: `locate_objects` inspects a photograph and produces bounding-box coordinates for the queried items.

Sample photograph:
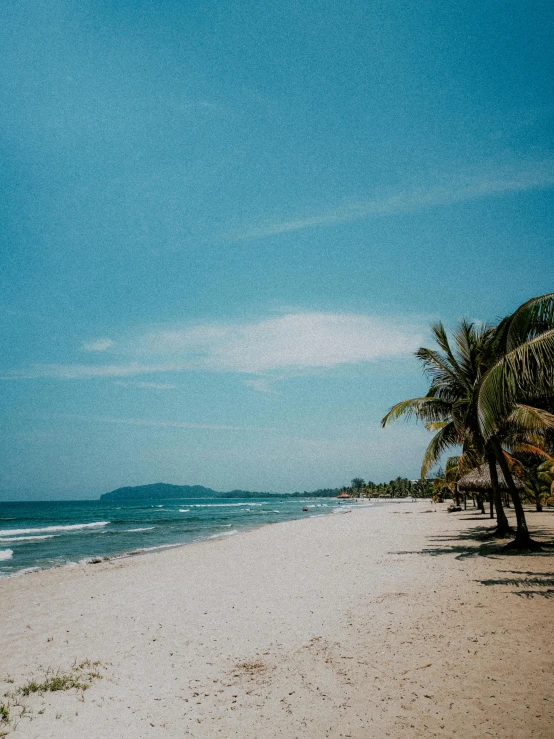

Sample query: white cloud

[2,312,424,386]
[197,313,420,373]
[130,312,424,378]
[225,158,554,241]
[82,338,115,352]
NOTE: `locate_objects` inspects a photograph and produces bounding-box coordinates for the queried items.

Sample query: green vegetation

[382,292,554,550]
[339,476,434,498]
[219,489,340,498]
[18,661,102,697]
[0,662,102,735]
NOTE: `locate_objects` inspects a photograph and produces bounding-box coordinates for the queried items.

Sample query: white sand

[1,501,553,738]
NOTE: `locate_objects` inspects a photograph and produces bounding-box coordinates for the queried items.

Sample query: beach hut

[458,464,523,517]
[337,492,351,500]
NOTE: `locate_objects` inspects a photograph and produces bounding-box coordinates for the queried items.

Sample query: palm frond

[381,397,452,427]
[513,443,553,460]
[495,293,554,353]
[478,328,554,437]
[457,450,481,476]
[508,404,554,432]
[414,347,460,389]
[444,455,461,481]
[453,319,480,382]
[420,422,460,478]
[430,322,465,377]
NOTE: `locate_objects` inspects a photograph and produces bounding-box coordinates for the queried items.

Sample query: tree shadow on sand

[391,522,554,561]
[391,542,503,560]
[478,570,554,598]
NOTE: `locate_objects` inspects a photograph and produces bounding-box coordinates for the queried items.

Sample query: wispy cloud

[60,415,270,432]
[2,311,424,387]
[82,338,115,352]
[134,313,423,373]
[226,158,554,241]
[1,363,181,381]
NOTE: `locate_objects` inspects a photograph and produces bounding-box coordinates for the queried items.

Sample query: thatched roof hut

[457,464,524,492]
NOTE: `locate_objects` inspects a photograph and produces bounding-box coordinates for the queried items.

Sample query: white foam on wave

[124,527,155,532]
[0,549,13,561]
[0,535,57,543]
[0,565,42,579]
[193,502,266,507]
[128,543,177,554]
[178,509,190,513]
[0,522,110,536]
[206,529,239,539]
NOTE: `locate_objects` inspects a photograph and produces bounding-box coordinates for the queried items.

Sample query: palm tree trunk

[530,481,543,512]
[490,436,541,550]
[486,449,512,537]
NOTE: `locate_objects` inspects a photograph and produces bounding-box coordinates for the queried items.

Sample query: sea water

[0,497,348,577]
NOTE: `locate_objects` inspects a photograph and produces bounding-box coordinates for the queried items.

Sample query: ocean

[0,496,350,578]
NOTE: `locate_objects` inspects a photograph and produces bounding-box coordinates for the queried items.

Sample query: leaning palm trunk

[486,447,512,537]
[490,436,541,550]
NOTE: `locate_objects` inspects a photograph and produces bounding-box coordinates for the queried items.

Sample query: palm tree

[382,308,554,546]
[431,457,463,506]
[478,293,554,548]
[351,478,365,493]
[382,319,513,535]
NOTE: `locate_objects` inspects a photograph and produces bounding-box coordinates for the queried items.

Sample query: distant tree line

[218,488,340,499]
[219,481,435,499]
[341,476,434,498]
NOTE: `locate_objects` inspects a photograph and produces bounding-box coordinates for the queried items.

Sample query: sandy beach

[1,501,553,738]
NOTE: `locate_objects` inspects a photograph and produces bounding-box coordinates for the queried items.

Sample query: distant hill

[100,482,340,501]
[100,482,218,501]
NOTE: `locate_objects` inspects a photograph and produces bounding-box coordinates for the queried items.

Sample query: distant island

[99,482,340,501]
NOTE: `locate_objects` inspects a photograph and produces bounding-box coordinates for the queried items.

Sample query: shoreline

[0,497,417,580]
[2,500,553,738]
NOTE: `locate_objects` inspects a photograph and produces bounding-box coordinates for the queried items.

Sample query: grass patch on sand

[0,703,10,737]
[18,660,102,697]
[0,661,103,734]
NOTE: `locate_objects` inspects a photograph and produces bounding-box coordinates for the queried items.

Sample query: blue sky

[1,0,553,498]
